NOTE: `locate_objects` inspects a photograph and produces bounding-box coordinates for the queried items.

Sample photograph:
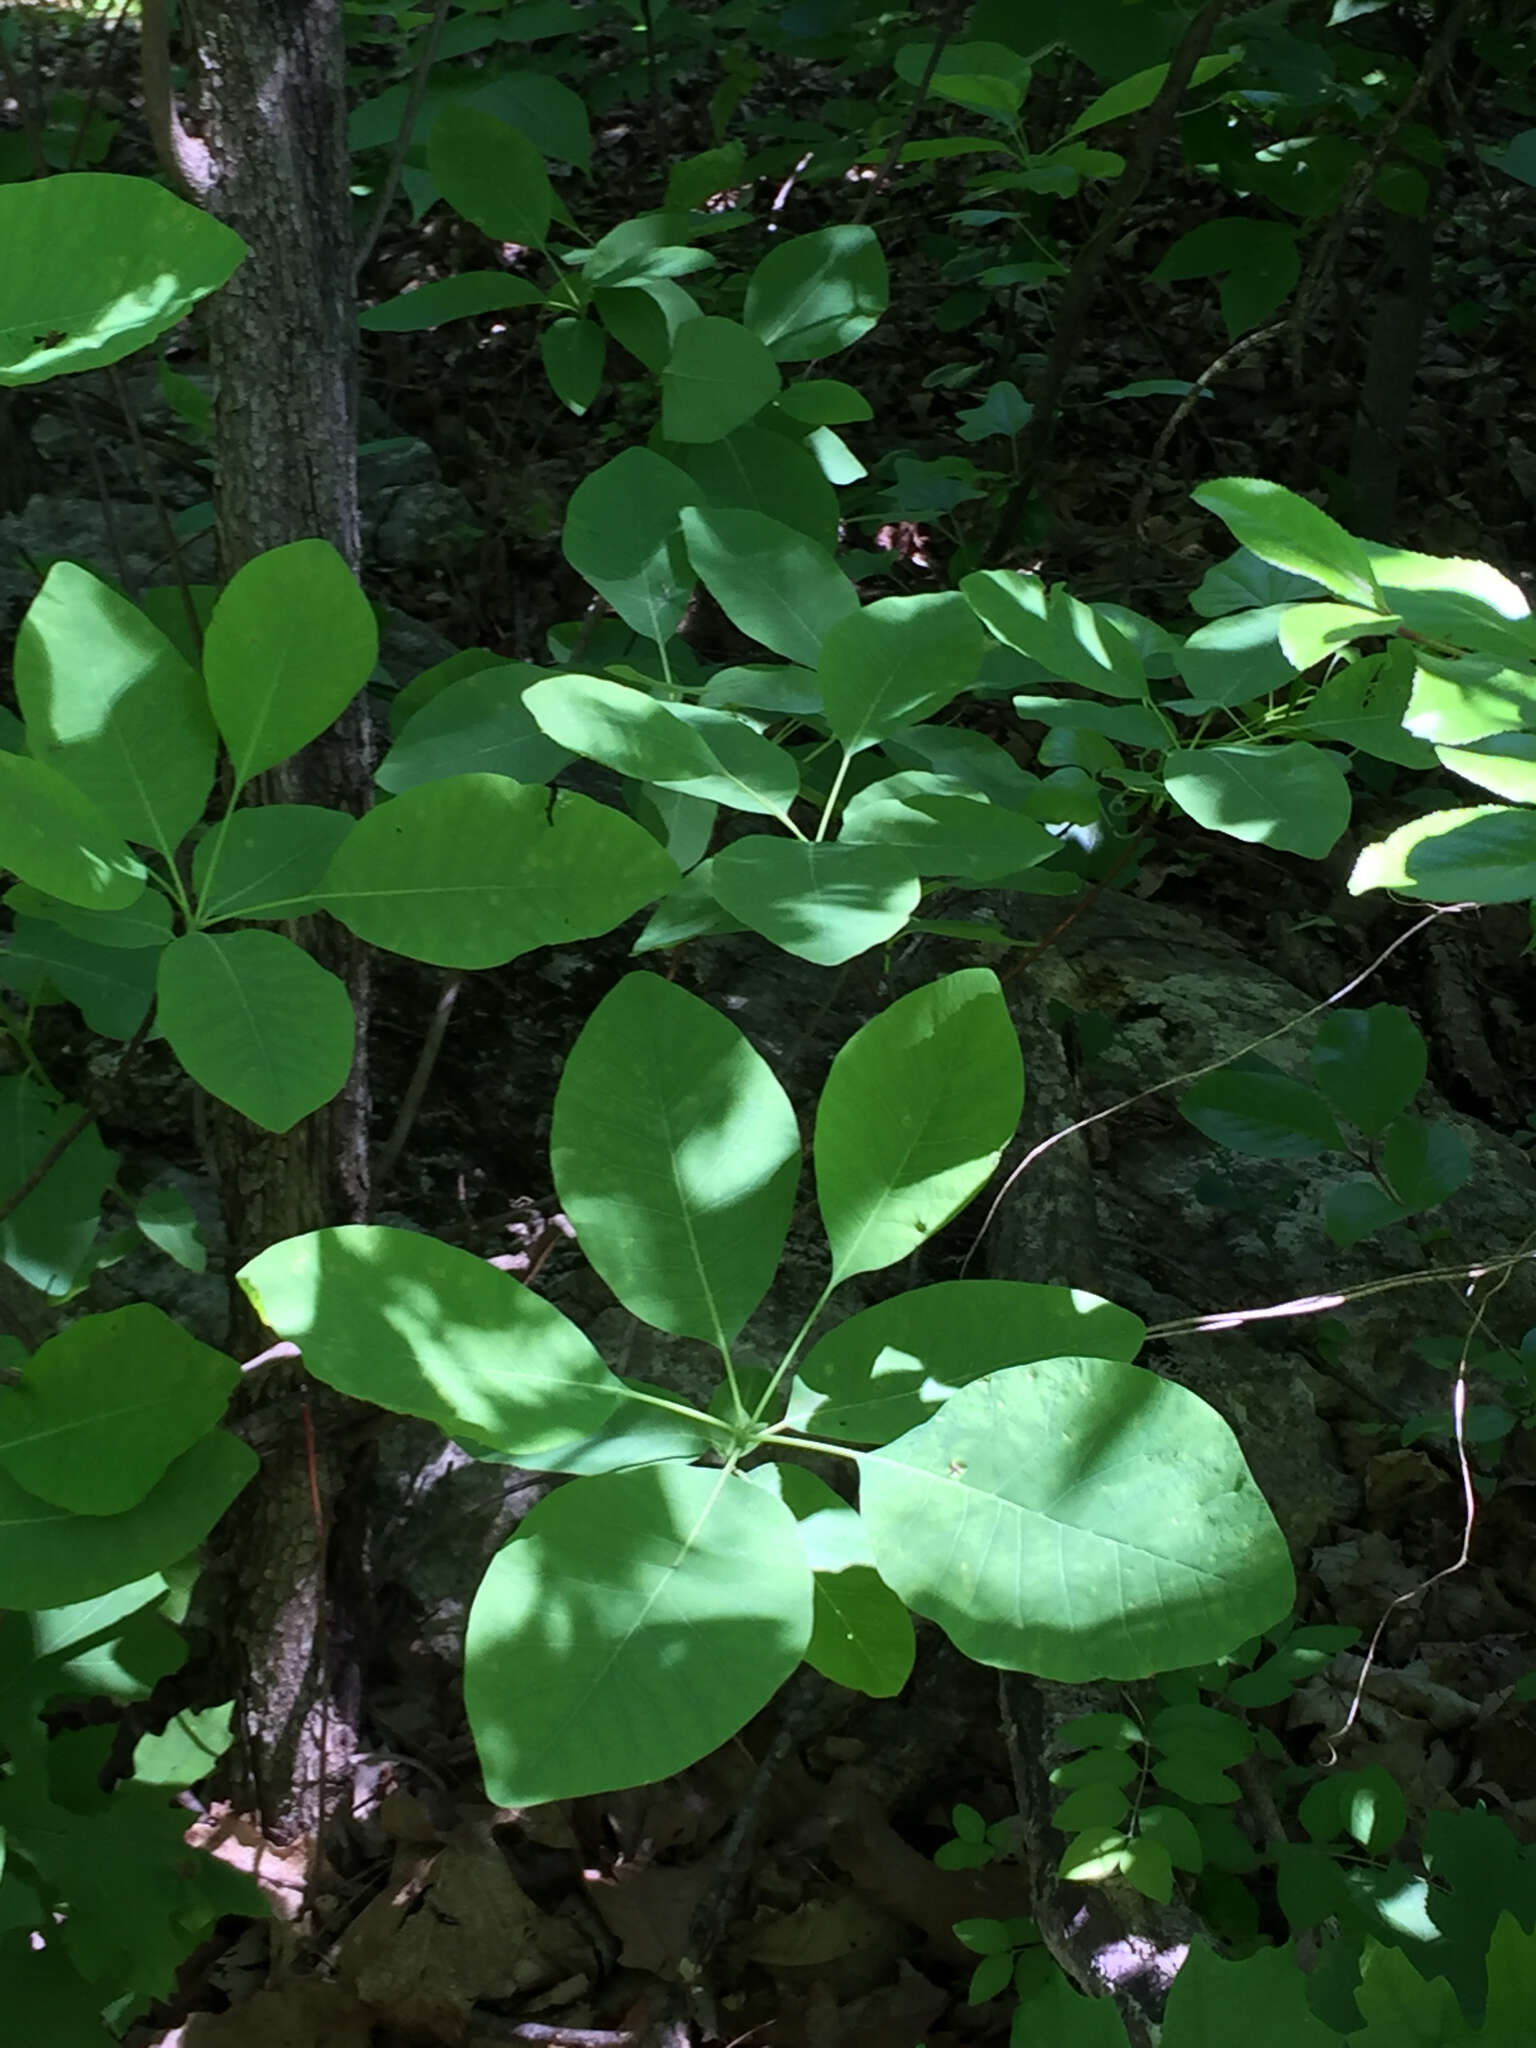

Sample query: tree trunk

[180,0,372,1842]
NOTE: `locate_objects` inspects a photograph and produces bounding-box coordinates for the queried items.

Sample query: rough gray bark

[175,0,372,1842]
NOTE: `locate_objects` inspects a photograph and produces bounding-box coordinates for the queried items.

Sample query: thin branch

[371,971,463,1203]
[990,0,1234,555]
[353,0,452,283]
[851,0,970,226]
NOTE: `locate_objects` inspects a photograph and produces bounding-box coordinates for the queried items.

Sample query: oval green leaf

[427,105,553,246]
[860,1359,1296,1680]
[203,540,378,786]
[662,316,781,443]
[680,506,858,667]
[748,1463,914,1698]
[709,838,919,966]
[815,969,1023,1283]
[550,974,800,1347]
[15,562,215,858]
[0,1431,256,1609]
[465,1464,813,1803]
[788,1280,1145,1445]
[239,1224,621,1457]
[0,752,146,909]
[1162,743,1352,858]
[562,447,697,642]
[321,775,679,968]
[155,930,355,1133]
[0,1306,236,1516]
[0,174,245,386]
[743,225,889,362]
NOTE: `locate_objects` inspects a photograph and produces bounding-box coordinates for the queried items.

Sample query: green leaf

[819,592,988,752]
[1192,547,1322,618]
[522,673,719,784]
[674,425,838,549]
[585,211,715,287]
[1010,1968,1131,2046]
[708,838,919,966]
[0,1076,115,1299]
[1064,52,1239,140]
[1176,604,1299,710]
[550,974,799,1347]
[321,776,678,967]
[1180,1059,1346,1159]
[427,105,553,246]
[860,1359,1295,1680]
[815,969,1022,1285]
[1301,649,1434,767]
[1192,479,1380,609]
[0,173,245,387]
[1404,650,1536,746]
[0,753,145,910]
[3,885,172,950]
[661,316,781,443]
[155,931,355,1133]
[1382,1116,1470,1210]
[131,1185,206,1273]
[0,1432,255,1609]
[1160,1941,1337,2047]
[388,647,503,735]
[14,563,215,858]
[1299,1766,1405,1854]
[1057,1713,1144,1752]
[6,916,157,1040]
[240,1225,621,1457]
[963,572,1147,699]
[192,805,354,923]
[839,772,1057,879]
[748,1463,914,1697]
[1054,1781,1132,1832]
[681,506,858,666]
[131,1701,234,1789]
[1162,744,1352,858]
[1311,1006,1425,1137]
[957,380,1033,441]
[0,1307,235,1516]
[775,380,872,426]
[664,140,747,210]
[665,703,801,818]
[630,859,743,953]
[1149,1702,1254,1767]
[1436,733,1536,805]
[743,225,889,362]
[465,1464,813,1803]
[1153,219,1300,337]
[1138,1804,1205,1874]
[562,447,697,642]
[203,540,378,785]
[359,271,545,331]
[1350,804,1536,903]
[377,665,572,792]
[459,1382,718,1478]
[787,1280,1144,1445]
[595,277,704,375]
[541,315,605,414]
[880,725,1036,809]
[1278,601,1393,673]
[1324,1180,1412,1250]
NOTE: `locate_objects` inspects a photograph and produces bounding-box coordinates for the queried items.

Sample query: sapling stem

[814,749,852,842]
[751,1275,838,1423]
